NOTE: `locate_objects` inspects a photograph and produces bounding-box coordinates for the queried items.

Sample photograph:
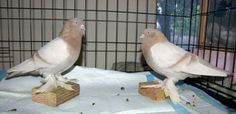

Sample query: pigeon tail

[7,58,37,79]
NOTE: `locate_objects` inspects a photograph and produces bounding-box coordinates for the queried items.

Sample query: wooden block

[138,81,166,100]
[32,82,80,107]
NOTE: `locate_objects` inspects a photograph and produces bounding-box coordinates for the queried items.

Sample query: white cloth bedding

[0,66,232,114]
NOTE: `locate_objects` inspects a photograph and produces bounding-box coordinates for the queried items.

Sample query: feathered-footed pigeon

[140,28,228,102]
[7,18,85,93]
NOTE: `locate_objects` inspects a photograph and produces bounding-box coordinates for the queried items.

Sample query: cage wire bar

[0,0,235,109]
[185,0,236,109]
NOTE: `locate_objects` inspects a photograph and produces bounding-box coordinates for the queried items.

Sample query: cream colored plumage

[7,18,85,93]
[141,29,228,102]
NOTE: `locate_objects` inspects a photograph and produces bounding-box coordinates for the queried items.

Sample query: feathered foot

[36,74,75,93]
[56,80,74,91]
[35,75,57,93]
[164,78,181,103]
[143,78,180,103]
[55,74,78,83]
[55,75,76,91]
[142,78,181,103]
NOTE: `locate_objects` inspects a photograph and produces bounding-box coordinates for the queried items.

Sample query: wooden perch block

[138,81,166,100]
[32,82,80,107]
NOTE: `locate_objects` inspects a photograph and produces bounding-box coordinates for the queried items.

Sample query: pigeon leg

[56,80,74,91]
[40,74,52,84]
[35,74,57,93]
[36,74,75,93]
[165,78,181,103]
[56,74,77,83]
[53,74,75,91]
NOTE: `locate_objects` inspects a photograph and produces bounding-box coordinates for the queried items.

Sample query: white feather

[150,41,227,77]
[181,58,227,77]
[7,37,71,77]
[7,58,36,73]
[150,42,187,68]
[37,37,69,65]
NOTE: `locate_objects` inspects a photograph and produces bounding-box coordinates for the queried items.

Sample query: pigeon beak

[80,24,86,31]
[140,34,145,39]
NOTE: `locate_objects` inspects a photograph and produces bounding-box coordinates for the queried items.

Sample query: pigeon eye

[74,21,78,24]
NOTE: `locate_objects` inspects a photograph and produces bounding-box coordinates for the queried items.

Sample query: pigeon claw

[56,74,78,83]
[36,75,76,93]
[56,81,75,91]
[35,82,56,94]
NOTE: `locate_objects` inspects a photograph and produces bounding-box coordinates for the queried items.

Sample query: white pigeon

[140,28,228,102]
[7,18,85,93]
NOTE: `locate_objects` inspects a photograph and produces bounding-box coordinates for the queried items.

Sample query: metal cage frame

[0,0,235,110]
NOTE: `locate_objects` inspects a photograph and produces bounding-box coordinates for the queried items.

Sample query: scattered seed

[92,103,95,106]
[117,93,120,96]
[186,102,191,105]
[80,112,83,114]
[192,95,195,97]
[126,98,129,102]
[8,109,17,111]
[121,87,125,91]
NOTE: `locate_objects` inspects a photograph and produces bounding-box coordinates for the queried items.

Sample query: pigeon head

[140,28,167,43]
[59,18,86,38]
[70,18,85,35]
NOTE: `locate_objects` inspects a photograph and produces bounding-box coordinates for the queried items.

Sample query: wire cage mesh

[0,0,235,109]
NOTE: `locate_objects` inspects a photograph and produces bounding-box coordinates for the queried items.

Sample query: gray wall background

[0,0,157,69]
